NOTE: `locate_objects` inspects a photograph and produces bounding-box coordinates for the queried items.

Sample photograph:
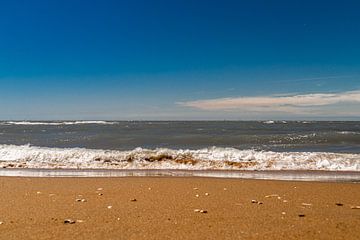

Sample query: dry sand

[0,177,360,240]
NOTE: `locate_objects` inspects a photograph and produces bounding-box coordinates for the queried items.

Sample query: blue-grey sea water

[0,121,359,153]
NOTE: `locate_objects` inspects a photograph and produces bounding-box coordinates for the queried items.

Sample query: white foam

[1,121,117,126]
[263,120,275,124]
[0,144,359,171]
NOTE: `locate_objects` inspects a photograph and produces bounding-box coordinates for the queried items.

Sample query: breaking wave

[0,144,359,171]
[1,121,117,126]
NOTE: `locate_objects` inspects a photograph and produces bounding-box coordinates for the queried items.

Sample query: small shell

[265,194,279,198]
[64,219,76,224]
[302,203,312,206]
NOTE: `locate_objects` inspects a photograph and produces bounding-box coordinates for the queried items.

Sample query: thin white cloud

[178,90,360,115]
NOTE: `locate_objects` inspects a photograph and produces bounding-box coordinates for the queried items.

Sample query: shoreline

[0,176,360,239]
[0,168,360,182]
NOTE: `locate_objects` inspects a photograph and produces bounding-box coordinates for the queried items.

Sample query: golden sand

[0,177,359,239]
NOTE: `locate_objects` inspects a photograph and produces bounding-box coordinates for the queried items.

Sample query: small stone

[193,188,198,190]
[148,187,152,190]
[282,212,286,215]
[195,194,199,198]
[223,188,227,191]
[205,193,209,196]
[283,200,288,203]
[97,188,103,191]
[76,220,84,223]
[0,222,3,225]
[257,202,263,205]
[98,193,103,196]
[251,200,258,203]
[335,203,343,206]
[64,219,76,224]
[130,198,137,202]
[76,198,87,202]
[36,191,42,194]
[107,206,112,209]
[194,209,207,213]
[298,214,306,217]
[117,218,120,221]
[350,206,360,209]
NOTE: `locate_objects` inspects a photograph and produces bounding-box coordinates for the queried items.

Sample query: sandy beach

[0,176,359,240]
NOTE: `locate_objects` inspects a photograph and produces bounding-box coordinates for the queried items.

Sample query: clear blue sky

[1,0,359,120]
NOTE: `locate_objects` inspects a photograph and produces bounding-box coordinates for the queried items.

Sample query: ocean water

[0,121,359,171]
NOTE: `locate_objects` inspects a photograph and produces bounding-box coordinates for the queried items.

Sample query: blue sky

[0,0,359,120]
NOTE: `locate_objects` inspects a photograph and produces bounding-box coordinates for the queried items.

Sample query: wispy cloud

[274,75,354,83]
[178,90,360,115]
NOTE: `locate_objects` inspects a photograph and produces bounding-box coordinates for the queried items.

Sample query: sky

[0,0,359,120]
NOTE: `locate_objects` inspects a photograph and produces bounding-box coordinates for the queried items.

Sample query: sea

[0,120,359,171]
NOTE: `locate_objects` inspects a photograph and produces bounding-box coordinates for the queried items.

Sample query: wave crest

[1,121,117,126]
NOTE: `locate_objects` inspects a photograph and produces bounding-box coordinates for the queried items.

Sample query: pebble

[281,212,286,215]
[98,193,103,196]
[0,222,3,225]
[223,188,227,191]
[205,193,210,196]
[194,209,208,213]
[130,198,137,202]
[195,194,199,198]
[335,203,344,206]
[298,214,306,217]
[251,200,258,203]
[193,188,199,190]
[36,191,42,194]
[76,198,87,202]
[107,206,112,209]
[97,188,103,191]
[351,206,360,209]
[64,219,76,224]
[283,200,288,203]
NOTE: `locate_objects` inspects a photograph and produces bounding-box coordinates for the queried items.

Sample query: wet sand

[0,177,360,240]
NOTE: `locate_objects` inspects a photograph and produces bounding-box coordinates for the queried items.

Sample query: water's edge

[1,169,360,182]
